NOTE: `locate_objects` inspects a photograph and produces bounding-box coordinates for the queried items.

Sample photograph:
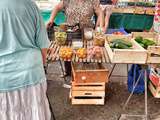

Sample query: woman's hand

[46,20,54,29]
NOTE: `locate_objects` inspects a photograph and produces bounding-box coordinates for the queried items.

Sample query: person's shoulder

[91,0,100,3]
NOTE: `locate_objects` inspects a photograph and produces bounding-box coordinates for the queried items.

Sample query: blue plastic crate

[106,27,128,35]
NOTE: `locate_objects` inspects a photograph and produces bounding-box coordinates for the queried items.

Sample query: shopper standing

[0,0,51,119]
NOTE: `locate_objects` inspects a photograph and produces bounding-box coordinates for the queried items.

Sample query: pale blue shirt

[0,0,50,91]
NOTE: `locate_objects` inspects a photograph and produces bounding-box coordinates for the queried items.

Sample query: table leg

[144,69,148,120]
[123,70,143,110]
[59,60,67,82]
[59,60,71,88]
[119,67,149,120]
[127,64,129,78]
[109,64,116,79]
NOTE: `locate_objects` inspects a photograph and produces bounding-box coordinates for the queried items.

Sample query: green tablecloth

[41,10,66,25]
[41,11,154,31]
[109,13,154,31]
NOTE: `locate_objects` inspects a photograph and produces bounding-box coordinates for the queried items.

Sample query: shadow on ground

[46,63,160,120]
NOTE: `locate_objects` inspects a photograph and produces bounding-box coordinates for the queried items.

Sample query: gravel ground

[46,62,160,120]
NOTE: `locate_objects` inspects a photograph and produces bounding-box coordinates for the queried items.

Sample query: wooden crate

[71,82,105,105]
[132,32,160,64]
[145,8,155,15]
[112,7,135,14]
[72,82,105,91]
[149,81,160,98]
[105,34,147,63]
[72,63,109,83]
[132,32,158,41]
[134,7,145,14]
[112,7,134,14]
[147,46,160,64]
[112,8,125,13]
[123,7,135,14]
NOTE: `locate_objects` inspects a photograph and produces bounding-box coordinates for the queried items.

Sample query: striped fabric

[0,81,51,120]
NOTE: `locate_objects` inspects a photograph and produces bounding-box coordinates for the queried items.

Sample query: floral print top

[63,0,100,28]
[154,1,160,33]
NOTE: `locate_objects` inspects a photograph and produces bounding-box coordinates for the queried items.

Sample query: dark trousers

[64,61,71,75]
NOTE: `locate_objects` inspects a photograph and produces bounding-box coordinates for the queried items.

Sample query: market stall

[40,1,155,31]
[41,11,154,31]
[40,0,160,119]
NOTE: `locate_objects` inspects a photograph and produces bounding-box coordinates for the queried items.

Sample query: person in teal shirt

[0,0,51,119]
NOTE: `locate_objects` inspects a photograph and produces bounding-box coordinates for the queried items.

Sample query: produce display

[76,48,87,59]
[127,2,155,7]
[59,47,73,60]
[112,31,124,35]
[55,32,67,46]
[87,46,102,59]
[110,39,132,49]
[93,32,106,47]
[59,23,68,31]
[135,36,156,49]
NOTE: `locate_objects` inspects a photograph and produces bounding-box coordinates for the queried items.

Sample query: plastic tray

[106,28,128,35]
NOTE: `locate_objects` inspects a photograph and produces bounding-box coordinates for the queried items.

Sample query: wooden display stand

[70,63,109,105]
[132,32,160,64]
[105,34,147,64]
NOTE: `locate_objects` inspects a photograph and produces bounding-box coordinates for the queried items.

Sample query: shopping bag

[128,64,145,94]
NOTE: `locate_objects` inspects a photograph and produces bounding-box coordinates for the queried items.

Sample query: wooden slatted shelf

[47,41,110,63]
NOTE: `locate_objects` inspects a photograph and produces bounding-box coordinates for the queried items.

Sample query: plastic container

[106,27,128,35]
[84,28,93,40]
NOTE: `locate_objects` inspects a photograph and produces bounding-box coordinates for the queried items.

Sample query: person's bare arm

[95,7,104,30]
[47,1,64,28]
[103,14,110,32]
[41,48,48,64]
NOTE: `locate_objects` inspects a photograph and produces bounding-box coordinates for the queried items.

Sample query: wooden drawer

[71,90,105,105]
[72,63,109,83]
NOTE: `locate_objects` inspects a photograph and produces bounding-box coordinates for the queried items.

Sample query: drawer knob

[81,76,86,80]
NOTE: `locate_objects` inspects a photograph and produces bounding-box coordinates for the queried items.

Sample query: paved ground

[46,62,160,120]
